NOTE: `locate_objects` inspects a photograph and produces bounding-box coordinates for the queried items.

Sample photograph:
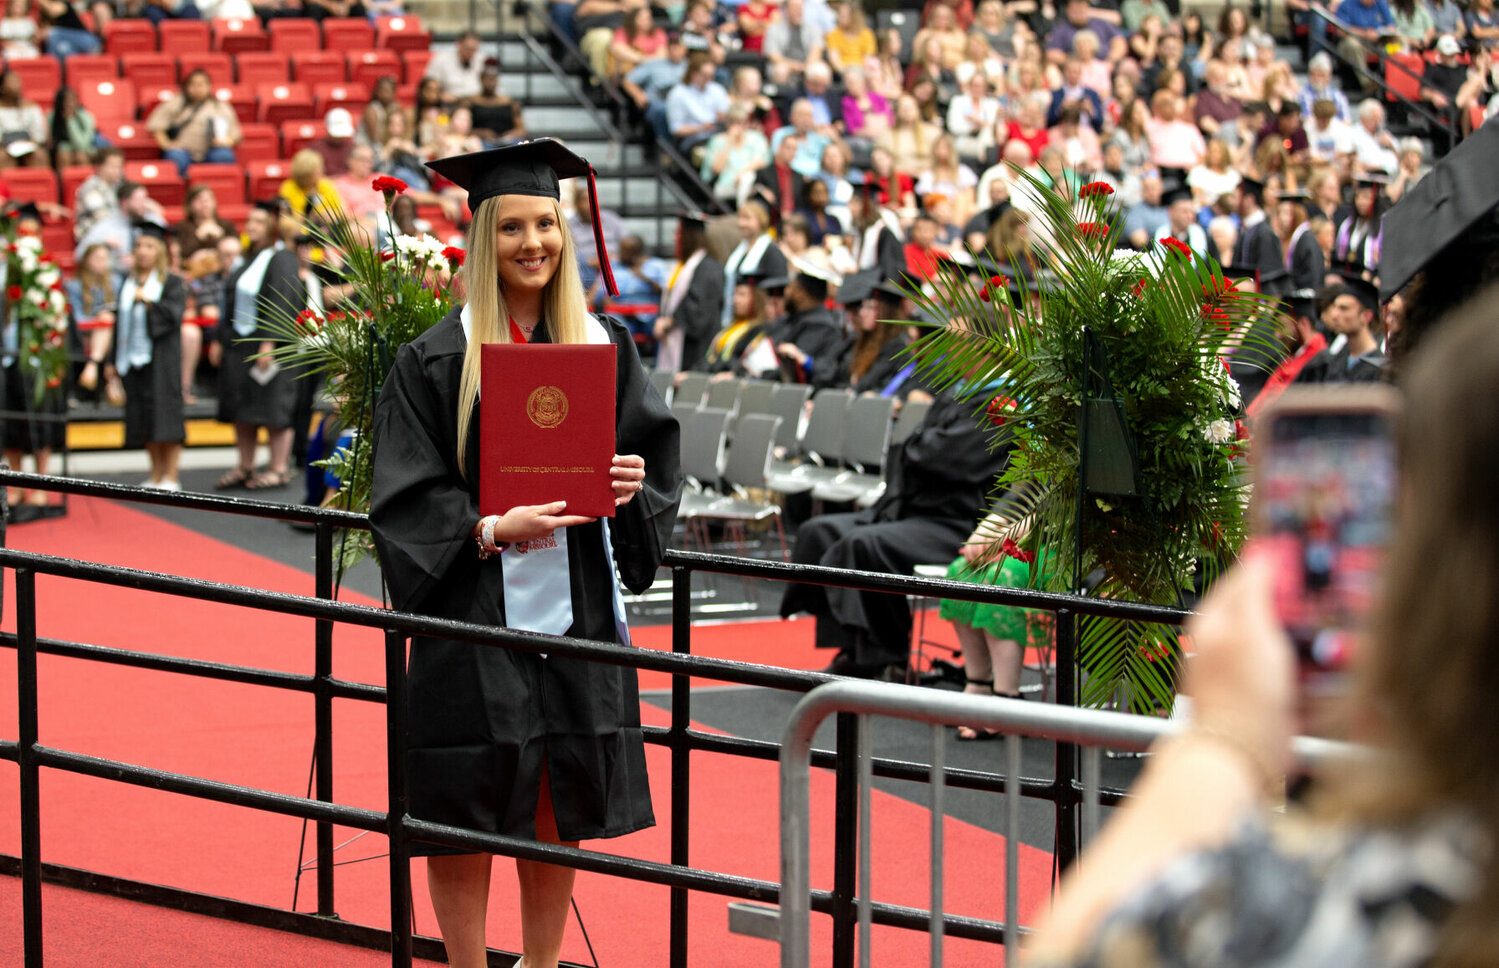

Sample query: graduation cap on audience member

[756,274,790,294]
[1162,186,1193,207]
[790,259,839,301]
[1380,123,1499,300]
[133,220,169,242]
[425,138,620,296]
[837,268,879,306]
[2,200,41,225]
[873,279,909,307]
[1331,270,1380,311]
[252,198,284,216]
[1352,173,1389,191]
[1277,189,1312,205]
[1238,176,1266,203]
[1221,264,1261,291]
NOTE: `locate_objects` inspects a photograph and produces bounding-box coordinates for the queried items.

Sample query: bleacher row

[11,16,449,272]
[654,373,934,556]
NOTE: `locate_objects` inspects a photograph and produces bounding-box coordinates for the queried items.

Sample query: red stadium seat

[121,51,178,91]
[375,15,431,52]
[187,163,245,204]
[79,79,138,123]
[125,160,186,206]
[60,165,93,206]
[246,160,291,201]
[291,51,345,85]
[401,49,432,85]
[269,18,321,52]
[237,122,280,163]
[346,48,401,89]
[104,19,157,55]
[218,202,249,224]
[41,222,72,256]
[312,81,368,114]
[256,82,315,125]
[4,168,59,204]
[213,18,268,55]
[158,19,209,52]
[1384,53,1424,104]
[10,58,61,102]
[237,51,290,87]
[280,118,324,155]
[321,17,373,51]
[104,120,159,160]
[64,54,119,89]
[179,53,234,88]
[215,84,257,124]
[136,84,178,117]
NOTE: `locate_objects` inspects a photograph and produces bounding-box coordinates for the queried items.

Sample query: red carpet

[0,497,1053,965]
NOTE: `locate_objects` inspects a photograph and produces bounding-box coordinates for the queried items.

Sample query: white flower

[1202,419,1234,444]
[1223,374,1242,408]
[36,266,59,287]
[47,290,65,314]
[14,236,42,254]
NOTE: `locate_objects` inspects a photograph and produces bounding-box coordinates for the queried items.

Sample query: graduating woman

[111,223,187,490]
[216,200,304,491]
[368,139,682,968]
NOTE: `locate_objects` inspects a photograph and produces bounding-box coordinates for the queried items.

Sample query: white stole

[459,306,632,647]
[722,233,773,328]
[232,247,277,337]
[655,249,706,373]
[856,210,903,270]
[116,270,164,376]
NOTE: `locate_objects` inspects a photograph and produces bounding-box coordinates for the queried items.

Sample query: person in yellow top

[824,1,877,76]
[278,149,347,235]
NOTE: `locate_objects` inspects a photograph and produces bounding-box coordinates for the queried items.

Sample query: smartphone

[1252,387,1400,698]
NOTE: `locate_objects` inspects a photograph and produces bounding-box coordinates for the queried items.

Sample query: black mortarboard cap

[3,201,41,224]
[757,275,789,293]
[1277,189,1312,204]
[1239,176,1265,202]
[679,209,712,226]
[1222,264,1261,290]
[838,268,879,305]
[133,219,168,242]
[1162,186,1193,206]
[426,138,620,295]
[253,198,283,215]
[1332,270,1380,310]
[874,280,908,304]
[791,259,838,301]
[1380,122,1499,300]
[1353,174,1389,189]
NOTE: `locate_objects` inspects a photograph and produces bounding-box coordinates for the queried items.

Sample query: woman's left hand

[611,454,647,507]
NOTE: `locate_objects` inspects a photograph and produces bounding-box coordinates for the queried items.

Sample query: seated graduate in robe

[779,362,1012,680]
[770,262,846,388]
[1293,276,1387,385]
[367,139,683,968]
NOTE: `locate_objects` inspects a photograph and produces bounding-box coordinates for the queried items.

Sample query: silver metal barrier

[776,680,1353,968]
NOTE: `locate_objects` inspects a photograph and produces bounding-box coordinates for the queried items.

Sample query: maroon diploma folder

[479,343,618,518]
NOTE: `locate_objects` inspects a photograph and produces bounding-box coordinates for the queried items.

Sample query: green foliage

[901,170,1287,712]
[260,197,461,574]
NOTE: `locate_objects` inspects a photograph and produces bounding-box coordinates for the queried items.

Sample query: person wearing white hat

[304,108,357,177]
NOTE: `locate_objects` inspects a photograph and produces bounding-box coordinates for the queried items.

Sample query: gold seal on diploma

[527,385,568,429]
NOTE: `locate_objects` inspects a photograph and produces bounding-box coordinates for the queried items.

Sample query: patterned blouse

[1038,811,1487,968]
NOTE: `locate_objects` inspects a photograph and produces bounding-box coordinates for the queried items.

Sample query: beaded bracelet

[475,515,509,559]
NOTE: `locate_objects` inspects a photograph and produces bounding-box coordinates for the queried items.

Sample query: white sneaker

[139,479,161,489]
[157,480,183,492]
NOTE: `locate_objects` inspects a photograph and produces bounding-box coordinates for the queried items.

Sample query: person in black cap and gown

[368,138,682,968]
[835,269,912,394]
[779,371,1011,679]
[111,221,187,489]
[772,262,846,389]
[1292,275,1386,385]
[652,211,723,373]
[1231,177,1288,298]
[216,200,305,491]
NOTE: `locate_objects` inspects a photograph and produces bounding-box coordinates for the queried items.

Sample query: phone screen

[1258,410,1397,694]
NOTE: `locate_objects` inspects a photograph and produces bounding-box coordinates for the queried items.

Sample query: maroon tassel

[587,167,618,297]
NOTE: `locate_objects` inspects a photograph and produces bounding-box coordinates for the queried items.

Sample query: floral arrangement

[5,228,69,405]
[267,177,462,573]
[903,172,1285,712]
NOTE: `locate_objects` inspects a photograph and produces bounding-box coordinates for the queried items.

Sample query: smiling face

[493,194,563,297]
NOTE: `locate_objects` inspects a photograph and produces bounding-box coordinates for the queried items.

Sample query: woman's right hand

[489,501,596,545]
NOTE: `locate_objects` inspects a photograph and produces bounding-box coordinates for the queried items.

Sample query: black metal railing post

[17,567,42,968]
[314,522,337,918]
[385,630,413,968]
[1052,608,1080,873]
[831,712,858,968]
[669,564,692,968]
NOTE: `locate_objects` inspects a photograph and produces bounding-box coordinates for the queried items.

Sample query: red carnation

[986,394,1017,426]
[379,250,395,262]
[999,537,1035,564]
[979,287,991,302]
[1078,181,1115,199]
[1158,236,1192,259]
[49,280,62,291]
[371,175,408,196]
[442,245,465,267]
[1131,278,1148,297]
[1076,221,1106,238]
[44,376,61,389]
[6,285,19,300]
[38,254,51,264]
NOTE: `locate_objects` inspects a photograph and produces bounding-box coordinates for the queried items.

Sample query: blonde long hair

[455,193,592,475]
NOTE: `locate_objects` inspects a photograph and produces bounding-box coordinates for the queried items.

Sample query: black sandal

[216,466,255,489]
[955,680,1025,741]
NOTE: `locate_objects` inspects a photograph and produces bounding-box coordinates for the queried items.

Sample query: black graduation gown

[369,309,683,846]
[112,273,187,448]
[772,306,845,389]
[838,332,912,394]
[217,247,304,428]
[673,253,724,372]
[1291,343,1388,385]
[1235,218,1288,297]
[778,389,1010,666]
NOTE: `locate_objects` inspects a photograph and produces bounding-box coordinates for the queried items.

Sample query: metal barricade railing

[1,470,1191,967]
[776,680,1356,968]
